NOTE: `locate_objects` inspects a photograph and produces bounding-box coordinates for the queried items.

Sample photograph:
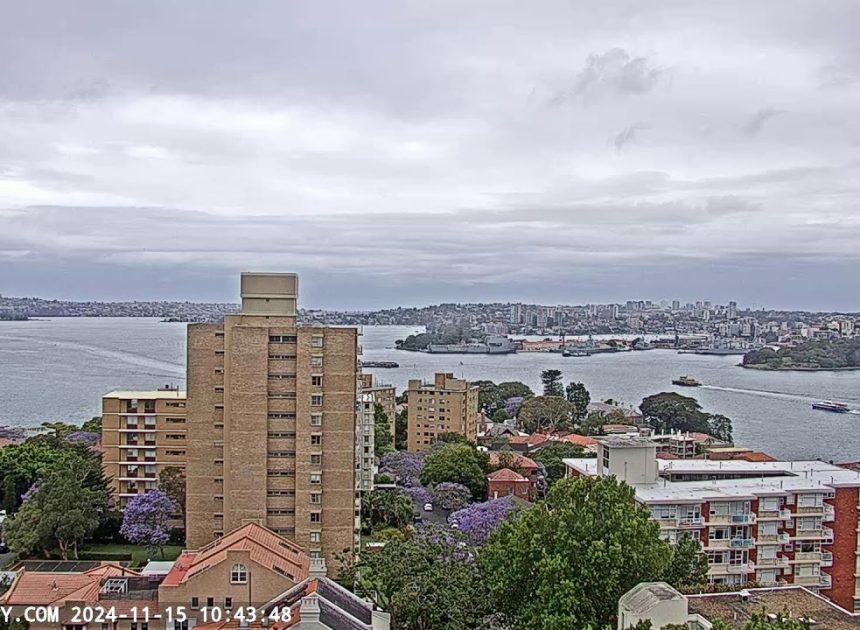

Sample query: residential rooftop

[686,586,860,629]
[103,389,186,399]
[563,457,860,504]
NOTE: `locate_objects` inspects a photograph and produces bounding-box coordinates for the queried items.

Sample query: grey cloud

[552,48,664,105]
[613,123,648,150]
[742,107,785,136]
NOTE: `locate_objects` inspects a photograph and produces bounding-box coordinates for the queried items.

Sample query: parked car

[0,543,9,553]
[423,502,434,512]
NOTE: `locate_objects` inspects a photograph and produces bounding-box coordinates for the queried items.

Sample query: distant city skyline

[2,2,860,311]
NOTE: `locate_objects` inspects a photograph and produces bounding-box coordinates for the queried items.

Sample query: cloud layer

[1,0,860,308]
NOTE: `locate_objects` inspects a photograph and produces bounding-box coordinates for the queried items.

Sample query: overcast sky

[1,1,859,310]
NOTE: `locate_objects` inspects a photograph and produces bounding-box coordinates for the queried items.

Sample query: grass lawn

[79,543,185,566]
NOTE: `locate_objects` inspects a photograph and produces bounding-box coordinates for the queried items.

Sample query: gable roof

[487,468,528,482]
[619,582,684,615]
[269,576,377,629]
[487,452,538,470]
[162,522,309,588]
[558,433,598,447]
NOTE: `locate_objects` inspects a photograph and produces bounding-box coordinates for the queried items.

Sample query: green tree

[474,381,534,414]
[565,382,591,420]
[80,416,102,433]
[356,534,489,629]
[5,452,108,559]
[361,489,415,531]
[708,414,733,443]
[641,392,733,443]
[158,466,186,534]
[373,403,394,457]
[40,422,76,438]
[663,534,709,590]
[541,369,564,397]
[491,409,509,423]
[579,411,611,436]
[517,396,576,433]
[394,408,408,451]
[531,441,590,485]
[480,476,672,629]
[420,443,487,500]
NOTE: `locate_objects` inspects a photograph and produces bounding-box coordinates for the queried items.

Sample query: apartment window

[311,395,323,407]
[310,493,321,504]
[310,512,321,523]
[268,412,296,419]
[230,563,248,584]
[310,355,323,367]
[310,413,323,426]
[311,335,324,348]
[191,597,199,609]
[214,332,224,337]
[269,451,295,458]
[310,473,322,484]
[310,531,321,543]
[311,434,322,446]
[206,598,214,608]
[268,431,296,438]
[214,386,224,393]
[225,597,233,609]
[269,335,297,343]
[311,375,323,387]
[311,454,322,465]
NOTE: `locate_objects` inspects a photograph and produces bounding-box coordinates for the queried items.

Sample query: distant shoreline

[740,364,860,372]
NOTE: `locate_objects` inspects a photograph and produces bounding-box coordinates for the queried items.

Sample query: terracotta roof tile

[487,468,528,482]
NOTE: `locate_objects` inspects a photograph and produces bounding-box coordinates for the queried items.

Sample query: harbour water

[1,319,859,462]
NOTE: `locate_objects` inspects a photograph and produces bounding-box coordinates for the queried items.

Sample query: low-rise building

[406,373,479,452]
[487,468,531,500]
[618,581,860,629]
[566,436,860,612]
[100,387,187,509]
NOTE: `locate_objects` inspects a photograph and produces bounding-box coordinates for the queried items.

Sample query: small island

[742,339,860,371]
[0,313,29,321]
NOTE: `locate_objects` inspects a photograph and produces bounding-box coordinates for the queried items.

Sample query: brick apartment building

[100,388,187,509]
[185,272,359,571]
[358,372,396,439]
[565,436,860,612]
[406,372,479,452]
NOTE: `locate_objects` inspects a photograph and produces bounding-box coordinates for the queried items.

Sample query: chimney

[308,556,327,579]
[300,594,321,623]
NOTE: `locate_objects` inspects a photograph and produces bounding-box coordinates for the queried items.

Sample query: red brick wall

[488,479,530,500]
[827,486,859,611]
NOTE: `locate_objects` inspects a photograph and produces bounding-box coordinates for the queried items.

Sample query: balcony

[708,513,756,525]
[730,538,755,549]
[778,532,790,544]
[796,505,824,515]
[824,506,835,521]
[727,562,755,574]
[757,556,789,567]
[794,552,822,562]
[820,574,832,588]
[677,517,705,528]
[794,574,823,587]
[821,552,833,567]
[793,529,826,541]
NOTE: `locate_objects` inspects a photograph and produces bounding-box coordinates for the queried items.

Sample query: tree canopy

[743,339,860,370]
[120,490,176,557]
[361,488,415,531]
[355,532,490,629]
[640,392,733,443]
[480,475,672,629]
[373,403,394,457]
[541,369,564,397]
[531,441,591,485]
[474,380,534,414]
[565,382,591,420]
[419,443,488,500]
[517,395,576,433]
[158,466,186,534]
[663,534,709,591]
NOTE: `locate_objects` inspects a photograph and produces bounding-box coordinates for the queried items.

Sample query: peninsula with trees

[742,339,860,371]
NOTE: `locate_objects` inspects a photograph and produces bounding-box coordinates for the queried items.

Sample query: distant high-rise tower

[185,273,358,571]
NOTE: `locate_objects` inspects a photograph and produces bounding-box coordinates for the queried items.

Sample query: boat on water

[672,376,702,387]
[811,401,850,413]
[359,361,400,368]
[426,335,517,355]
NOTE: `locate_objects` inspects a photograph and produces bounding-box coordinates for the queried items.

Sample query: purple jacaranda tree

[380,451,424,487]
[448,496,519,546]
[504,397,524,419]
[431,482,472,511]
[404,485,433,506]
[120,489,176,557]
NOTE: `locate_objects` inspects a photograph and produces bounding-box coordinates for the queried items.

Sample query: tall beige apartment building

[185,273,359,571]
[358,372,396,439]
[406,372,480,452]
[100,388,187,509]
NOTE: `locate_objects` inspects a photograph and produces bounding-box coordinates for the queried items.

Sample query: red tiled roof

[487,468,528,482]
[162,522,309,588]
[734,451,777,462]
[1,564,137,606]
[488,452,538,470]
[558,434,598,447]
[656,452,680,460]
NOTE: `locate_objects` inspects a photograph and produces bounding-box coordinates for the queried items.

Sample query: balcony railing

[824,506,835,522]
[820,574,832,588]
[794,574,823,587]
[821,552,833,567]
[757,556,789,567]
[727,562,755,574]
[677,517,705,528]
[794,551,822,562]
[730,538,755,549]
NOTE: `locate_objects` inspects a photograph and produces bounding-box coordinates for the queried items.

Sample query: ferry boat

[672,376,702,387]
[811,401,850,413]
